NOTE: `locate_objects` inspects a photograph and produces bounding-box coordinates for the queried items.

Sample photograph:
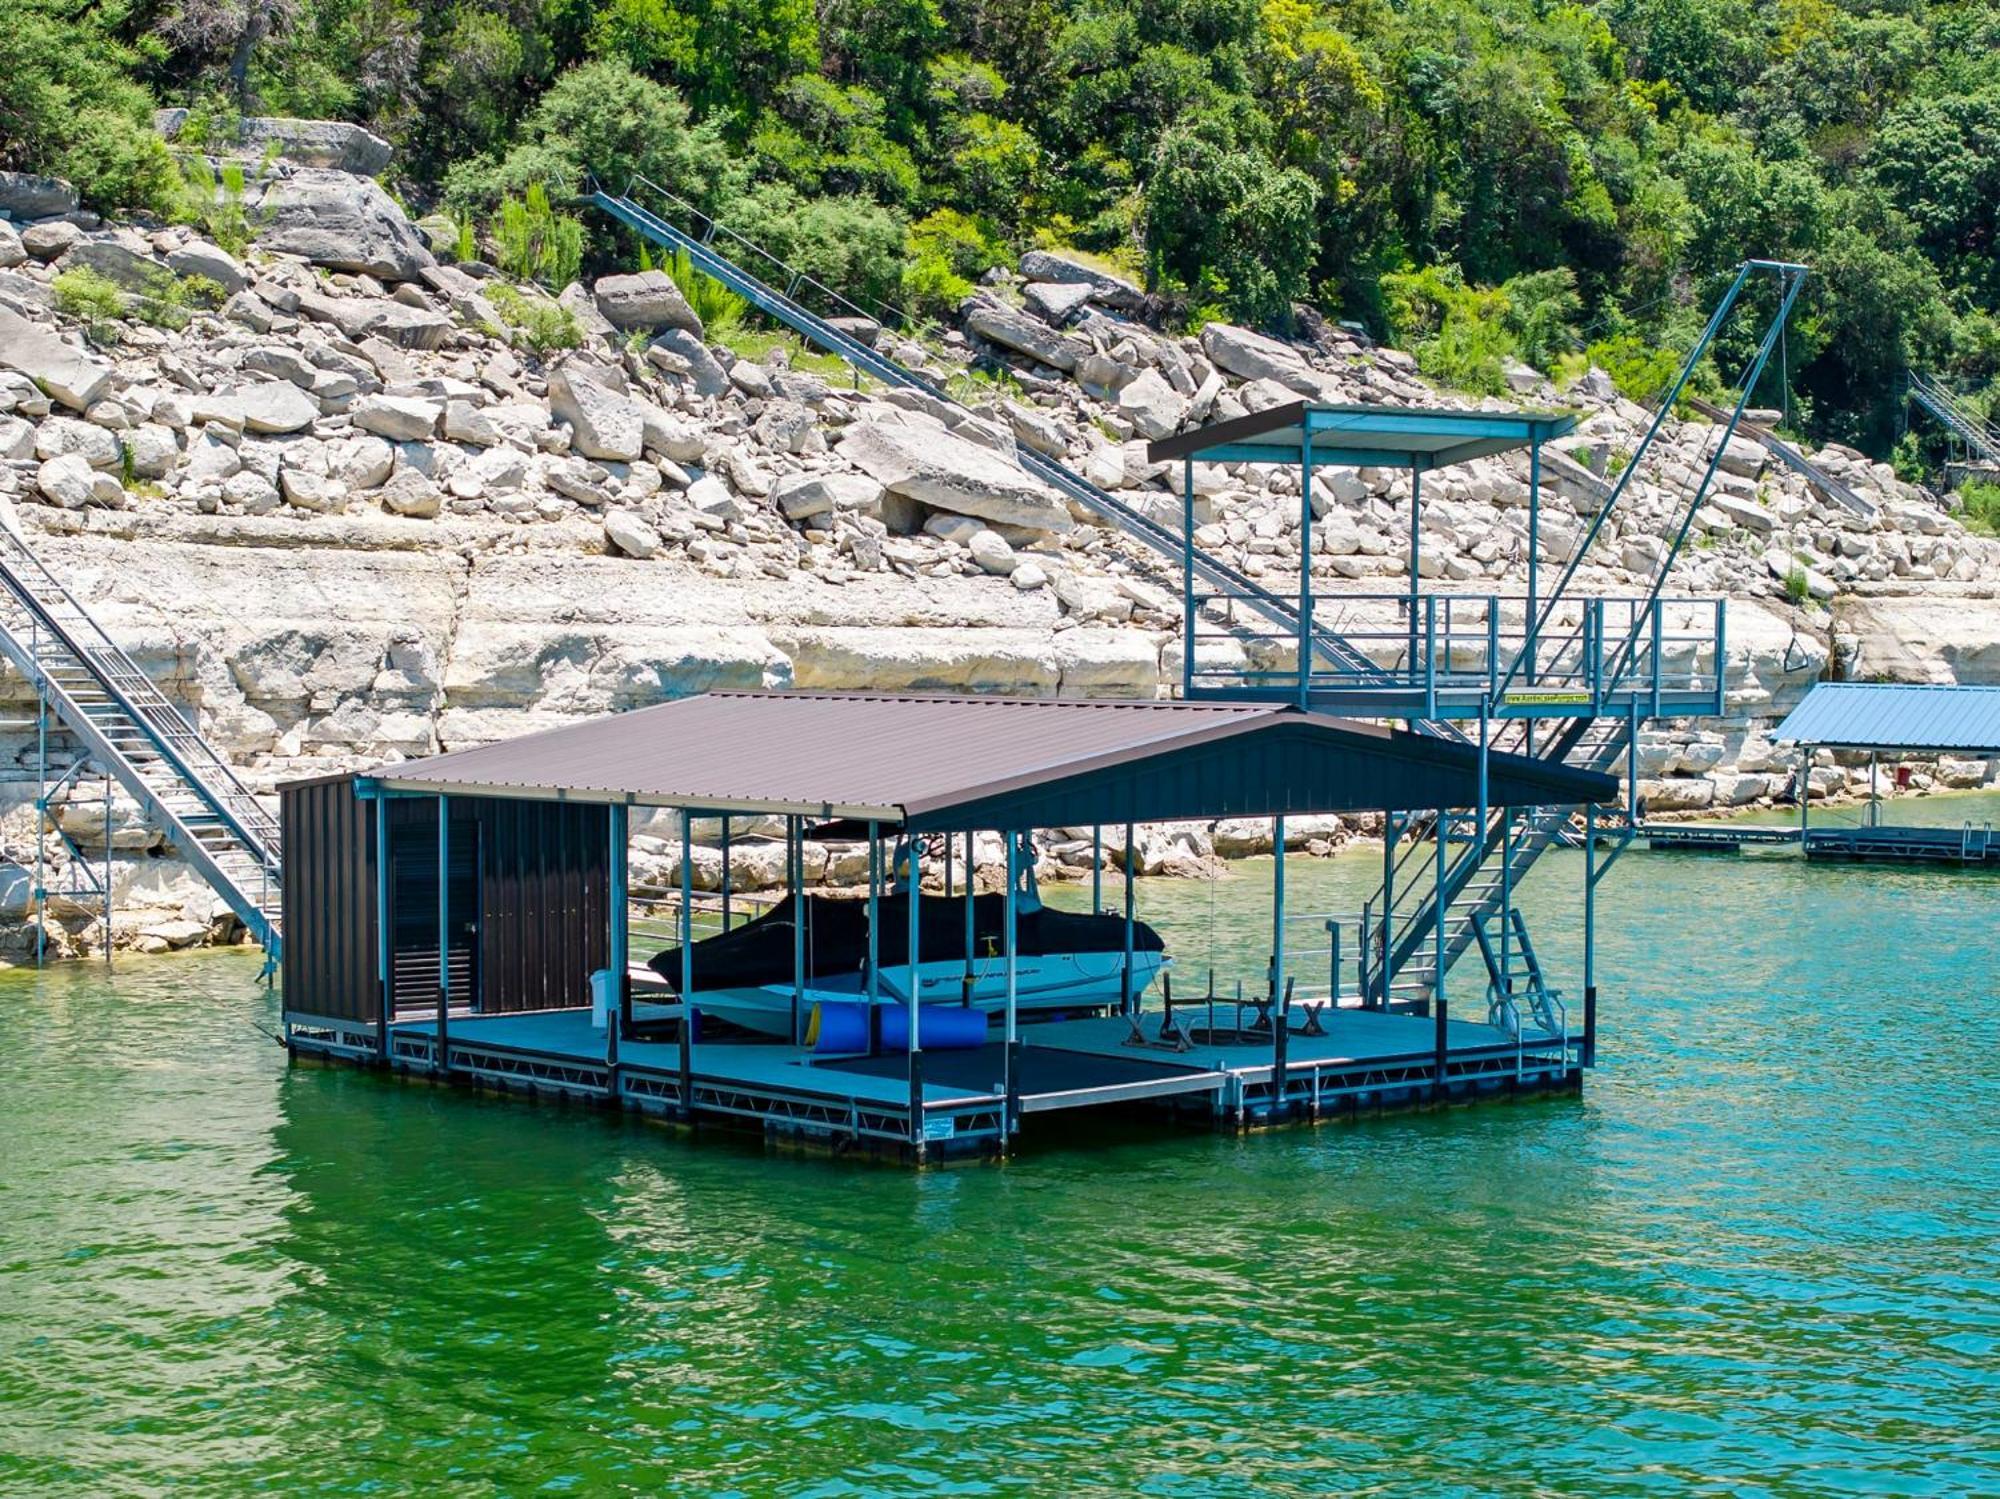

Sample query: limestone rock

[549,367,645,463]
[1116,368,1186,440]
[592,271,702,336]
[771,471,884,521]
[646,328,730,397]
[280,469,346,512]
[165,240,250,296]
[0,172,79,221]
[837,419,1073,532]
[35,453,102,508]
[34,416,120,468]
[155,112,395,175]
[1199,324,1340,401]
[252,169,435,281]
[604,508,663,558]
[379,467,442,517]
[966,300,1085,371]
[1017,250,1145,312]
[443,399,502,447]
[208,382,320,435]
[0,222,23,270]
[1022,281,1094,323]
[21,221,82,262]
[61,239,168,293]
[0,306,113,411]
[353,394,442,441]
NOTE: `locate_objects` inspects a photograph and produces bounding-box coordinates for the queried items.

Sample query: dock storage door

[388,800,480,1015]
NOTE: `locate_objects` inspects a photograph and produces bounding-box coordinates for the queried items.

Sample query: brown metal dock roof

[347,692,1614,829]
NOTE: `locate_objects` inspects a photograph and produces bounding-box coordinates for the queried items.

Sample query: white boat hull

[691,951,1168,1038]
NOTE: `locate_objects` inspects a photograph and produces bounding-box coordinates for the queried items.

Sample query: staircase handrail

[0,528,280,869]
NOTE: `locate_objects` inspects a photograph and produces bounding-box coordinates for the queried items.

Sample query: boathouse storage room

[279,690,1616,1162]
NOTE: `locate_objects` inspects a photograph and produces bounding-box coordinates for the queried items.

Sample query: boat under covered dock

[280,691,1617,1162]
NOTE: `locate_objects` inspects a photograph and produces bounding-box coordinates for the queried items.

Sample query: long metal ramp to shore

[0,524,282,953]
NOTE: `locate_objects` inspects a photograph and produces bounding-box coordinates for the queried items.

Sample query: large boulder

[837,418,1073,532]
[645,327,730,396]
[965,300,1086,372]
[771,471,885,522]
[295,290,451,350]
[199,381,321,434]
[548,366,645,463]
[0,172,78,221]
[1017,249,1145,313]
[60,239,169,293]
[1199,324,1341,401]
[166,240,250,296]
[155,112,395,176]
[252,169,435,282]
[592,271,702,336]
[0,305,113,411]
[1116,368,1187,440]
[352,394,442,441]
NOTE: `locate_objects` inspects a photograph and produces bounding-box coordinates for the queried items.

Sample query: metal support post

[678,808,694,1119]
[719,815,732,929]
[1527,437,1541,682]
[34,686,45,969]
[1091,824,1103,913]
[963,830,976,1005]
[1182,458,1197,695]
[908,840,924,1160]
[1433,799,1447,1014]
[102,774,111,965]
[435,794,450,1075]
[1003,831,1021,1147]
[1407,465,1423,665]
[1378,812,1395,1007]
[866,824,881,1007]
[1121,823,1136,1014]
[1583,801,1598,1069]
[607,803,627,1085]
[1299,432,1314,707]
[1271,816,1288,1118]
[375,793,391,1061]
[789,814,805,1045]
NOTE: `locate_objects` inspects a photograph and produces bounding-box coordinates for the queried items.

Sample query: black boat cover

[647,891,1165,995]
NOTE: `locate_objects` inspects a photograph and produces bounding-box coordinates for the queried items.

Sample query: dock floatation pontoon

[647,832,1169,1038]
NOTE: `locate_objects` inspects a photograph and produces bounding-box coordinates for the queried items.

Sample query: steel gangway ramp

[1683,394,1875,520]
[586,177,1800,1005]
[0,522,282,954]
[587,179,1411,701]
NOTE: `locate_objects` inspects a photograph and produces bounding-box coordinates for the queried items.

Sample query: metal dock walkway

[0,522,282,953]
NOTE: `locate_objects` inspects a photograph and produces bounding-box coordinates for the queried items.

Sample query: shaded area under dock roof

[1146,401,1577,470]
[358,692,1616,829]
[1775,682,2000,754]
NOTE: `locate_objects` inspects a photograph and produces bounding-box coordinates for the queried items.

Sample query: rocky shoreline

[0,125,1996,957]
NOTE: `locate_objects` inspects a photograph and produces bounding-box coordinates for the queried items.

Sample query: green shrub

[455,218,478,264]
[487,282,584,354]
[663,249,746,338]
[728,184,909,312]
[1959,479,2000,537]
[52,269,127,343]
[174,154,263,258]
[493,183,585,288]
[1783,564,1811,605]
[902,209,1008,318]
[1585,334,1690,406]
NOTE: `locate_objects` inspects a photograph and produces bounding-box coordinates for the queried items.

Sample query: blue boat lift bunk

[278,691,1617,1162]
[1147,402,1729,723]
[1775,682,2000,865]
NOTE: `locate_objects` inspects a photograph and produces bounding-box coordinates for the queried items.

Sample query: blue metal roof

[1774,682,2000,752]
[1147,400,1577,471]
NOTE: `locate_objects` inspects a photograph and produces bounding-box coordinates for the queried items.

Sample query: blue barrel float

[809,1000,989,1054]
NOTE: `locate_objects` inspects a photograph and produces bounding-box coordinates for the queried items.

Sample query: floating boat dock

[281,692,1616,1161]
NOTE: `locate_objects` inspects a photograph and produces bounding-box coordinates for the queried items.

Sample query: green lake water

[3,802,1998,1497]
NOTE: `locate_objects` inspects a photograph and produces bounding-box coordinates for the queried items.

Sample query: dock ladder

[0,522,282,955]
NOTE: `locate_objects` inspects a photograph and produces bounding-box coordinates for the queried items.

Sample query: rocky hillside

[0,129,1996,955]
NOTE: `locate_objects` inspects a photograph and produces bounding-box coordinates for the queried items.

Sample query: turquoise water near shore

[2,818,1997,1496]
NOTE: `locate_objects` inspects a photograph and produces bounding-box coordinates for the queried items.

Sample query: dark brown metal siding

[280,774,379,1024]
[477,798,609,1013]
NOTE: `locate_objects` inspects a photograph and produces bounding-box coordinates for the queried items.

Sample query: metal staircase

[1362,262,1810,1005]
[0,523,282,954]
[1905,373,2000,467]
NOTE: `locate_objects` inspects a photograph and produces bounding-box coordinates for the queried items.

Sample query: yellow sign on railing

[1503,688,1594,708]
